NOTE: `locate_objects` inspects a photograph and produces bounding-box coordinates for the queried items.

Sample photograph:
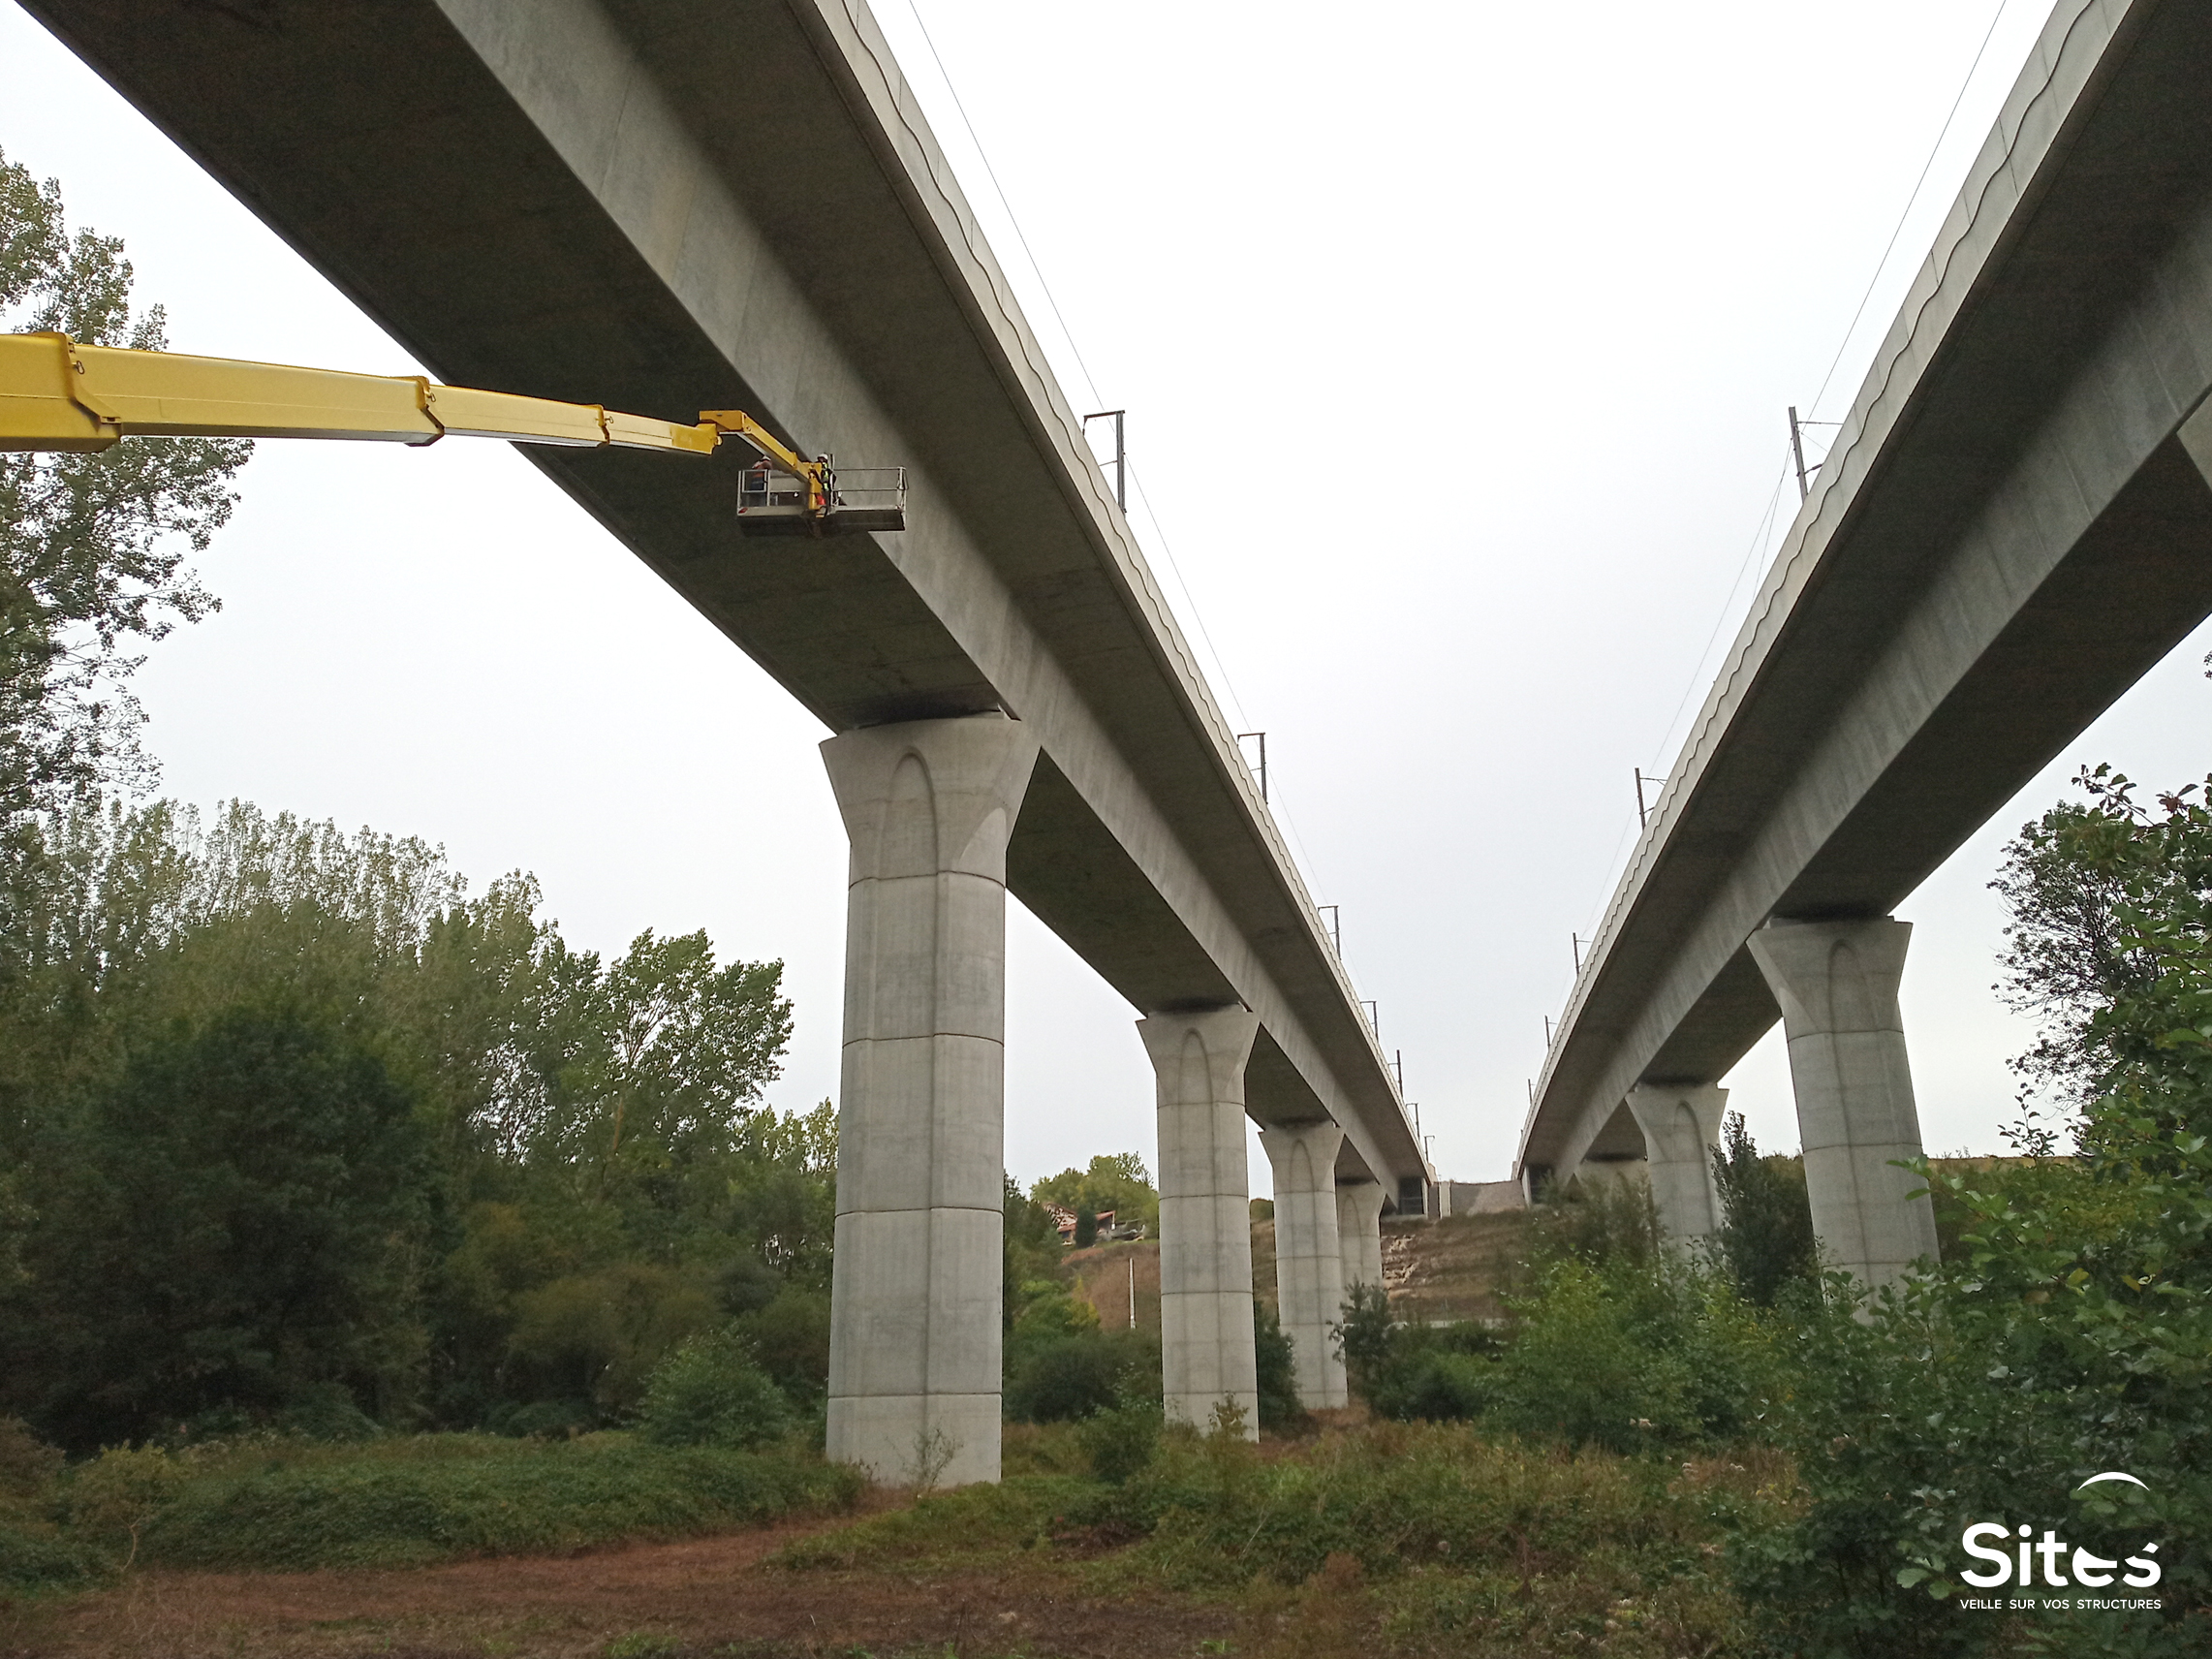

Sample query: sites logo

[1955,1473,2164,1613]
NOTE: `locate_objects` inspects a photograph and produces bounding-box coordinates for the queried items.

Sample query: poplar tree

[1,145,247,840]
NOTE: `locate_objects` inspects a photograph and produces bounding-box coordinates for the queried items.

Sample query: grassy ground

[2,1418,1791,1658]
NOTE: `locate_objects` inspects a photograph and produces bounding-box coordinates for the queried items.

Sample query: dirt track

[0,1511,1237,1659]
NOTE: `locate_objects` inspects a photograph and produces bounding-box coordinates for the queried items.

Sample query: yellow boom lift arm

[0,333,902,534]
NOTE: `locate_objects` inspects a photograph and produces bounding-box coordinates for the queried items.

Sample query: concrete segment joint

[1260,1121,1349,1411]
[1745,916,1939,1292]
[821,713,1041,1487]
[1138,1007,1262,1439]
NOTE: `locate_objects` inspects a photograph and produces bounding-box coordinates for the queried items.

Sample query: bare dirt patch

[1382,1213,1527,1323]
[0,1506,1237,1659]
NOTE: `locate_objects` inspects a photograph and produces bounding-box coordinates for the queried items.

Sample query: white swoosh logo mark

[2075,1472,2148,1491]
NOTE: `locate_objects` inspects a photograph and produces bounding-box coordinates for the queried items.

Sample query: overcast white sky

[8,0,2208,1194]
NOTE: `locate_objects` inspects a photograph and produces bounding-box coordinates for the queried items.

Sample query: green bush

[1252,1302,1304,1430]
[1346,1242,1781,1449]
[504,1262,719,1422]
[494,1397,597,1439]
[1733,1150,2212,1657]
[10,1006,432,1452]
[1529,1174,1663,1269]
[733,1285,831,1408]
[0,1517,103,1590]
[1074,1395,1162,1484]
[1710,1112,1817,1304]
[0,1417,101,1590]
[1109,1419,1752,1595]
[1489,1258,1698,1450]
[1386,1350,1493,1422]
[70,1434,858,1571]
[53,1441,190,1562]
[634,1327,790,1451]
[1004,1329,1159,1424]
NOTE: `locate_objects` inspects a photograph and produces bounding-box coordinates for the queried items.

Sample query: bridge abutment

[1624,1083,1727,1250]
[1139,1009,1262,1436]
[1747,917,1940,1290]
[1261,1122,1350,1409]
[821,712,1040,1487]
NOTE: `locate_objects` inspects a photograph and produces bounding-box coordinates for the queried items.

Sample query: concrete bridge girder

[1524,0,2212,1283]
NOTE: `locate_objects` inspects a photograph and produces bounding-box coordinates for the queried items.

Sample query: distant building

[1043,1205,1120,1245]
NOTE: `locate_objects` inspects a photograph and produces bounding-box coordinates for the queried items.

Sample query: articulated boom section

[0,333,904,535]
[0,330,719,454]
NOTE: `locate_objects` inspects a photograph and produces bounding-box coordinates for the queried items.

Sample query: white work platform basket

[735,464,906,536]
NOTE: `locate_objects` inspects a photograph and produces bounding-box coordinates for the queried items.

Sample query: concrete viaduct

[20,0,1426,1481]
[1519,0,2212,1285]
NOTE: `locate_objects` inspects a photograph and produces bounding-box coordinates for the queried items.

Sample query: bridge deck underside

[20,0,1418,1174]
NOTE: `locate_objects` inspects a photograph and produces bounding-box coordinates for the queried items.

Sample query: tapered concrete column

[1624,1083,1727,1250]
[1138,1008,1261,1437]
[1261,1122,1349,1409]
[821,712,1040,1487]
[1336,1178,1386,1299]
[1747,917,1941,1290]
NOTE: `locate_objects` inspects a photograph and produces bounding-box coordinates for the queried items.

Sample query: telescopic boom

[0,332,903,534]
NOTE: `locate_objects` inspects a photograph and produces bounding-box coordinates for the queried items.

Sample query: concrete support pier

[1138,1009,1262,1436]
[1336,1178,1386,1299]
[1746,917,1940,1290]
[1624,1083,1727,1250]
[821,713,1040,1487]
[1261,1122,1349,1410]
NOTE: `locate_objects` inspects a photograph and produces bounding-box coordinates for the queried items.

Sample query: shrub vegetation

[0,1427,859,1581]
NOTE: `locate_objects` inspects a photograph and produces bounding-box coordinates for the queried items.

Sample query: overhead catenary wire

[892,2,1354,964]
[898,0,1106,411]
[1645,447,1795,781]
[1633,0,2020,858]
[1545,451,1791,1023]
[1804,0,2014,420]
[1644,0,2016,797]
[1552,0,2021,1071]
[896,4,1257,738]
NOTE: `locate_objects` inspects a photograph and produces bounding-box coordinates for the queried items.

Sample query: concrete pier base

[1747,917,1940,1290]
[1336,1178,1386,1298]
[1624,1083,1727,1250]
[1261,1122,1349,1409]
[1139,1008,1262,1437]
[821,713,1040,1487]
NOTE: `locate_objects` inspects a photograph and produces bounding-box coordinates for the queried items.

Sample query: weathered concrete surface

[17,0,1424,1200]
[1139,1010,1260,1436]
[1624,1084,1727,1248]
[1748,919,1939,1287]
[1261,1123,1349,1409]
[1523,0,2212,1190]
[1336,1179,1386,1295]
[821,713,1039,1486]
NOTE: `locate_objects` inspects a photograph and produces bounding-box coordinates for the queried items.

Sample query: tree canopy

[1031,1152,1158,1233]
[1,144,246,834]
[0,797,819,1448]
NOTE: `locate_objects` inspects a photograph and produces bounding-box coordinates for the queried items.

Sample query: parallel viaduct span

[25,0,1423,1479]
[1521,0,2212,1283]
